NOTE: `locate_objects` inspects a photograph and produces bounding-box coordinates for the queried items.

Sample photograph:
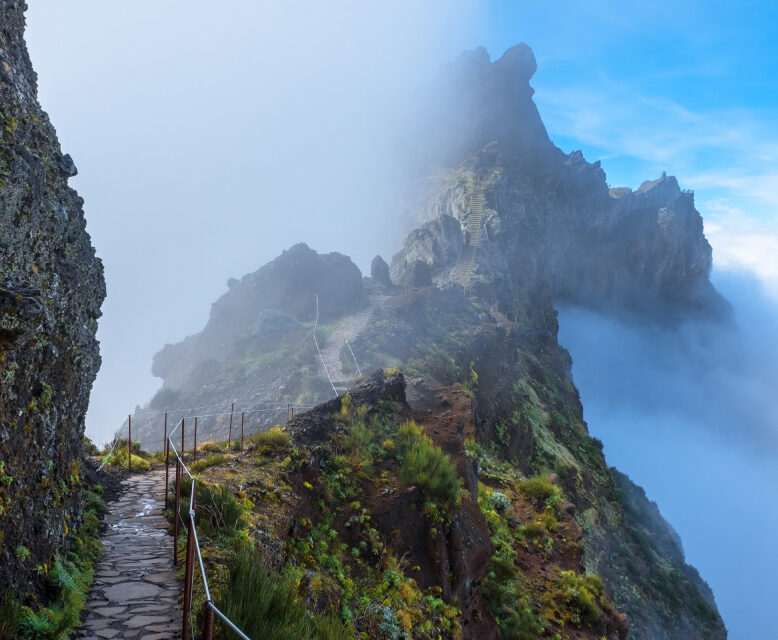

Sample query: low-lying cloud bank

[557,269,778,640]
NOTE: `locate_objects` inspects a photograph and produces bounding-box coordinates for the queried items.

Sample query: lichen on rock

[0,0,105,600]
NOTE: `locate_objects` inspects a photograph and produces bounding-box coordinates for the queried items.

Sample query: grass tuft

[249,426,292,455]
[218,546,348,639]
[189,453,229,474]
[397,421,461,516]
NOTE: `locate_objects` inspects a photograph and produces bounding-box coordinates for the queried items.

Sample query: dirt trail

[319,296,384,388]
[77,469,180,640]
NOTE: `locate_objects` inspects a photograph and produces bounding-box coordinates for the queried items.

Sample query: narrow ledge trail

[77,468,181,640]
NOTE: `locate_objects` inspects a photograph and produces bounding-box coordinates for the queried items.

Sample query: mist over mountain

[558,269,778,639]
[2,0,774,636]
[127,44,732,639]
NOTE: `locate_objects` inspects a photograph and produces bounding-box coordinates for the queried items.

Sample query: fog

[558,269,778,640]
[20,4,775,636]
[24,1,480,444]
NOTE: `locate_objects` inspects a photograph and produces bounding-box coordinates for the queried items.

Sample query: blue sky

[479,1,778,294]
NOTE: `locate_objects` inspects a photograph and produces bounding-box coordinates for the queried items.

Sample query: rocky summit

[0,0,105,600]
[132,44,727,639]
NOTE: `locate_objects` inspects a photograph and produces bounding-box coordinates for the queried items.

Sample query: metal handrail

[168,420,252,640]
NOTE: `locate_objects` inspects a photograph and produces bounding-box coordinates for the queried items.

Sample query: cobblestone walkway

[77,468,180,639]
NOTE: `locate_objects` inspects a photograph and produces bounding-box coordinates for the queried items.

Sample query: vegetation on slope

[165,373,628,639]
[0,481,106,639]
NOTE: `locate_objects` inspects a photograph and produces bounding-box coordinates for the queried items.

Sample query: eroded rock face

[0,1,105,595]
[370,254,391,287]
[393,46,727,321]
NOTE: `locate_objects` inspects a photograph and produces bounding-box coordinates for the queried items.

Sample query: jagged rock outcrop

[369,254,391,287]
[393,45,727,321]
[152,243,365,389]
[132,42,728,640]
[389,215,463,286]
[0,0,105,597]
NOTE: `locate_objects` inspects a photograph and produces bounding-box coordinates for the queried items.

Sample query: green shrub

[179,477,245,538]
[461,362,478,399]
[189,453,229,474]
[249,426,292,455]
[104,449,150,472]
[397,421,461,515]
[488,492,510,512]
[82,436,100,456]
[517,476,560,505]
[550,571,605,626]
[218,546,347,639]
[478,483,546,639]
[396,420,423,451]
[197,440,225,454]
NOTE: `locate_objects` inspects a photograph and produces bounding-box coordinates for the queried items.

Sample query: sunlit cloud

[705,207,778,300]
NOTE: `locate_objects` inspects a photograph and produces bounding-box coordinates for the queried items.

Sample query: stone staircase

[451,188,486,295]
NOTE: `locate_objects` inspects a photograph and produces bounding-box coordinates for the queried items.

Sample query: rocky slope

[394,44,727,321]
[136,44,727,639]
[0,0,105,601]
[189,371,629,639]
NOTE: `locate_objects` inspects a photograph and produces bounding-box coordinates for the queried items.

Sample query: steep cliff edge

[0,0,105,601]
[135,44,726,638]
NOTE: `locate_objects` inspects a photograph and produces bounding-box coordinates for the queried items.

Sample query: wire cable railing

[96,417,127,471]
[313,293,339,398]
[168,418,251,640]
[94,407,297,638]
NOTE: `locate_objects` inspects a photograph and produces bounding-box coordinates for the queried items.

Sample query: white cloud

[535,80,778,301]
[706,211,778,300]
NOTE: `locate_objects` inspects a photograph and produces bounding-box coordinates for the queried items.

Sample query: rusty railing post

[164,413,169,507]
[193,416,198,462]
[202,603,215,640]
[127,414,132,473]
[240,411,245,451]
[181,417,185,463]
[228,402,234,449]
[173,459,181,566]
[182,480,197,640]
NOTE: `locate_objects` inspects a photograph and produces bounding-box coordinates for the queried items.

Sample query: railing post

[127,414,132,473]
[182,480,196,640]
[173,459,181,566]
[202,603,215,640]
[164,413,169,507]
[240,411,245,451]
[181,417,185,463]
[228,402,234,450]
[194,416,198,462]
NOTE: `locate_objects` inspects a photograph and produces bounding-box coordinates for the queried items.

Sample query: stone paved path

[77,468,181,640]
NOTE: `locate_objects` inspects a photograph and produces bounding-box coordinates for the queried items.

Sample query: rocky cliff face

[394,45,726,322]
[152,243,365,388]
[134,43,727,639]
[0,0,105,597]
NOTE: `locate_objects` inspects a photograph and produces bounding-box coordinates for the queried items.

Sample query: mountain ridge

[131,42,728,639]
